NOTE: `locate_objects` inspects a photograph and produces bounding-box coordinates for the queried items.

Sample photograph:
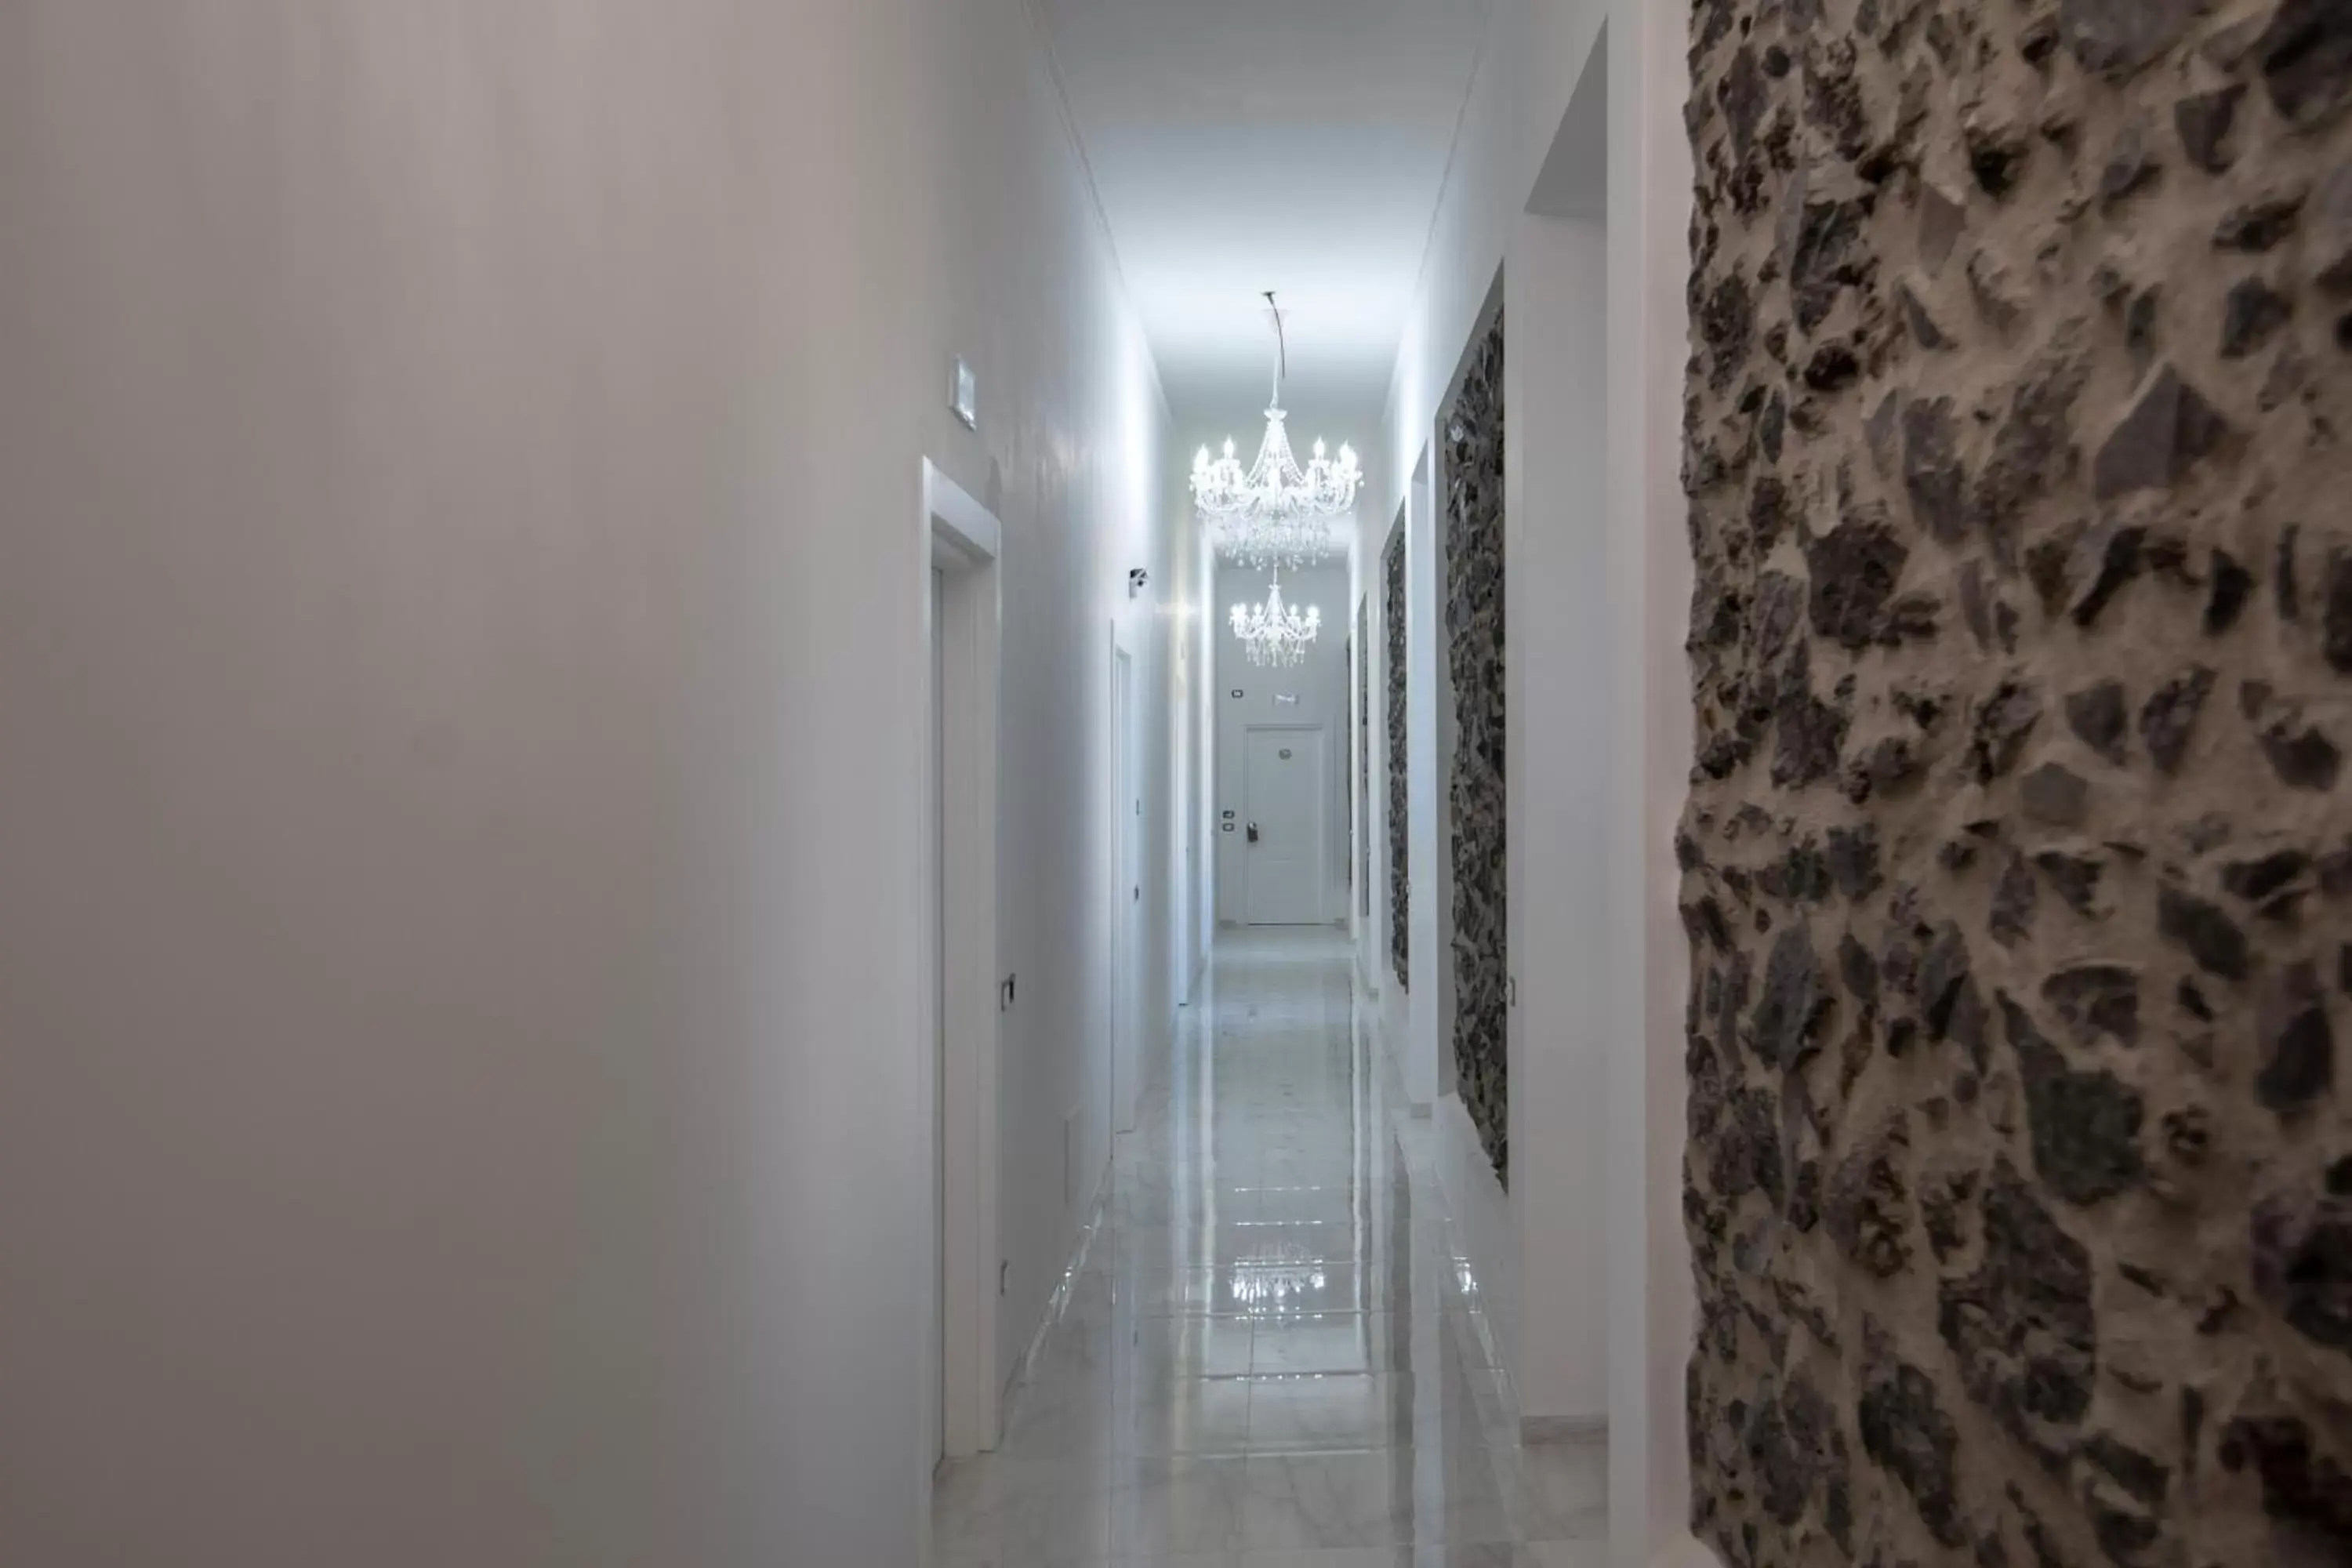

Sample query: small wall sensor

[1128,568,1149,597]
[950,357,978,430]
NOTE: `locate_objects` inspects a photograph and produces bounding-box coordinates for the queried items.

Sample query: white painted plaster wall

[1168,488,1207,1008]
[1363,2,1707,1563]
[1213,559,1352,926]
[1406,453,1454,1125]
[1192,521,1221,980]
[1507,207,1611,1429]
[0,5,1171,1566]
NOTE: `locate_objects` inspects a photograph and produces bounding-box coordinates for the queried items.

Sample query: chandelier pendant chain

[1268,288,1285,407]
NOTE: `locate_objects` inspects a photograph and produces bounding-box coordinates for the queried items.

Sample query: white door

[1244,728,1327,925]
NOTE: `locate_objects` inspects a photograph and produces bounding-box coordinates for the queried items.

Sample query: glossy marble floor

[933,928,1607,1566]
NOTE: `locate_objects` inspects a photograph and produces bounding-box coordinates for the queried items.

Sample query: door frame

[920,459,1002,1464]
[1240,720,1331,926]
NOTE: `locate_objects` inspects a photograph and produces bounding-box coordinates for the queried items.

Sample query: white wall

[1363,2,1704,1563]
[1213,558,1352,925]
[1192,521,1221,978]
[1508,207,1610,1428]
[1168,488,1207,1007]
[0,6,1171,1566]
[1605,2,1704,1560]
[1407,445,1453,1120]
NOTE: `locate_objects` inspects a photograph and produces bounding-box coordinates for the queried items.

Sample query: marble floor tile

[1121,1267,1241,1316]
[1121,1316,1258,1381]
[934,1456,1111,1566]
[1436,1311,1504,1371]
[1119,1374,1255,1457]
[1249,1312,1411,1376]
[931,929,1610,1565]
[1240,1452,1421,1551]
[1112,1456,1251,1557]
[1221,1261,1369,1318]
[1249,1186,1375,1227]
[1499,1443,1610,1541]
[1244,1373,1415,1452]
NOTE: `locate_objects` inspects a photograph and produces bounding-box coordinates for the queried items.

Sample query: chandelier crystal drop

[1229,572,1321,668]
[1192,293,1361,572]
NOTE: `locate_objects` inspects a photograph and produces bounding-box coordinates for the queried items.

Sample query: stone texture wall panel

[1447,310,1509,1185]
[1386,518,1410,989]
[1681,1,2352,1563]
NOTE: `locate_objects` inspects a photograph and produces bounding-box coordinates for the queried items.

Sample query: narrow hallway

[936,930,1606,1566]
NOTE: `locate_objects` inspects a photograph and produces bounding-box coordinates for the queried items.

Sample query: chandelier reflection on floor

[1191,292,1361,572]
[1229,1257,1328,1312]
[1230,572,1320,667]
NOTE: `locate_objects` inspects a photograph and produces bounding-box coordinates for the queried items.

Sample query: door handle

[1247,822,1261,844]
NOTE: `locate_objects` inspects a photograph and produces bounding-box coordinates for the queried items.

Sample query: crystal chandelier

[1229,572,1321,667]
[1192,293,1361,572]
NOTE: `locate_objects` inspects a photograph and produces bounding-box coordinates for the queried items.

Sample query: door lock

[1246,822,1261,844]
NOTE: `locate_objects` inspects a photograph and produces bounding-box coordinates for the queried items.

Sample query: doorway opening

[920,460,1002,1469]
[930,561,947,1472]
[1242,723,1329,925]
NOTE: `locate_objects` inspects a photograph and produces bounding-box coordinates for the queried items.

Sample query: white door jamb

[921,459,1002,1465]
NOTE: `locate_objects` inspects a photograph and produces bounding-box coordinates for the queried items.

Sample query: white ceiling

[1036,0,1495,450]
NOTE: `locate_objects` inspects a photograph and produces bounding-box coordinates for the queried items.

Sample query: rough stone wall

[1448,309,1509,1185]
[1680,2,2352,1566]
[1387,519,1411,990]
